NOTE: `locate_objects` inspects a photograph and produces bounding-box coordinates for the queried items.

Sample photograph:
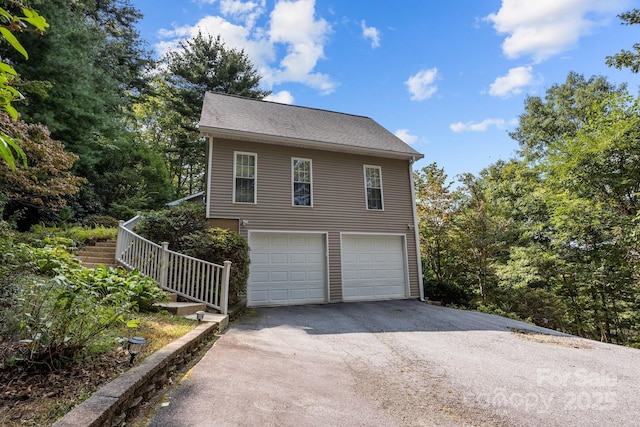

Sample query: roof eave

[199,126,424,161]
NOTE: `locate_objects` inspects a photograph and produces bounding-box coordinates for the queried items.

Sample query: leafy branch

[0,1,48,169]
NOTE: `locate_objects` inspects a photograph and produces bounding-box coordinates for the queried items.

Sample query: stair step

[154,302,207,316]
[79,256,116,264]
[80,247,116,254]
[94,240,117,247]
[184,312,226,323]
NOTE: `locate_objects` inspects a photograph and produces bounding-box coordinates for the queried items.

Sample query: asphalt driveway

[148,300,640,426]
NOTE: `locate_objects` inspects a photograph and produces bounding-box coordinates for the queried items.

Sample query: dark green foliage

[182,228,250,305]
[92,139,174,218]
[8,0,124,150]
[136,204,250,304]
[82,214,119,228]
[1,0,160,220]
[423,279,472,307]
[159,32,270,196]
[135,203,208,249]
[418,73,640,345]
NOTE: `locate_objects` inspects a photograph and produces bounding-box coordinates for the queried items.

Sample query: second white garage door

[342,234,407,301]
[248,232,327,306]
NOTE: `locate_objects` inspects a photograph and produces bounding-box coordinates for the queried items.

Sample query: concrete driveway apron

[147,300,640,427]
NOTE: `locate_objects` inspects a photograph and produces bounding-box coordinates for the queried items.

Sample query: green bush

[0,242,167,368]
[423,278,473,307]
[136,205,250,305]
[135,203,207,250]
[181,228,250,304]
[4,275,132,367]
[82,214,119,228]
[26,224,118,247]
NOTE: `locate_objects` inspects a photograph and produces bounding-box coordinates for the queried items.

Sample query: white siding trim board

[206,137,213,218]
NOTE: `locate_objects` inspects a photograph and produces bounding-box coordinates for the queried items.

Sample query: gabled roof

[199,92,424,160]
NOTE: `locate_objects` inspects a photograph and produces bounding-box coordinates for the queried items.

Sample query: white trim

[340,232,410,301]
[363,165,384,211]
[232,151,257,204]
[206,137,213,218]
[291,157,313,207]
[247,230,330,306]
[408,161,424,301]
[200,127,424,161]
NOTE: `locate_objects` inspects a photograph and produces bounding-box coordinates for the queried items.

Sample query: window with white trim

[233,152,256,203]
[292,158,312,206]
[364,165,383,210]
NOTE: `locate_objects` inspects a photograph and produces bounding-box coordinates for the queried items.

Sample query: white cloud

[485,0,625,62]
[449,118,517,132]
[361,20,381,48]
[155,0,335,94]
[489,65,536,97]
[267,0,335,93]
[405,68,438,101]
[394,129,418,144]
[264,90,294,104]
[220,0,266,28]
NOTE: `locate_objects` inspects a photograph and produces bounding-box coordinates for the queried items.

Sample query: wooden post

[116,220,124,261]
[221,260,232,315]
[160,242,169,289]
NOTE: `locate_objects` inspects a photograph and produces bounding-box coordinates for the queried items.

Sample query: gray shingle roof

[199,92,423,160]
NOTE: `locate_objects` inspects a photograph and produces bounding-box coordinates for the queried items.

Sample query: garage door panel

[251,272,269,283]
[289,271,307,281]
[342,234,407,302]
[249,232,327,306]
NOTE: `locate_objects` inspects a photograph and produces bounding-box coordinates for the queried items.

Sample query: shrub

[0,242,167,368]
[26,224,118,247]
[181,228,250,304]
[4,275,132,367]
[82,214,119,228]
[135,203,207,250]
[423,278,473,307]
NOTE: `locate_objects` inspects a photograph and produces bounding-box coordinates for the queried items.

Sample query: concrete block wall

[53,320,223,427]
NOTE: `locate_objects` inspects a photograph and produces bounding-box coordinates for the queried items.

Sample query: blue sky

[131,0,640,180]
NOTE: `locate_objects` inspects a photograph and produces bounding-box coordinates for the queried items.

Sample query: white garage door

[342,234,407,301]
[248,232,327,306]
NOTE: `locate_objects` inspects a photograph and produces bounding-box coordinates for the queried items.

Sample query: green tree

[0,113,84,230]
[414,164,470,304]
[92,139,173,219]
[161,32,270,196]
[606,8,640,72]
[3,0,161,218]
[508,74,640,343]
[455,172,513,305]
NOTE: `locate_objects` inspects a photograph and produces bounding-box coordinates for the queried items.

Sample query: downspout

[409,158,425,302]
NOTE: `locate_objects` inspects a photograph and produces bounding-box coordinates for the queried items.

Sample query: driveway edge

[52,316,228,427]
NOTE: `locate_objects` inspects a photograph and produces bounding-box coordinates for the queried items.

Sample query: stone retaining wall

[53,320,223,427]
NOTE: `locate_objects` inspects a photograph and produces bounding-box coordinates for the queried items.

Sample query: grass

[0,311,198,427]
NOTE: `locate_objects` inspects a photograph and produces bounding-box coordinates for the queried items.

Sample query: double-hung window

[364,165,383,210]
[234,152,256,203]
[292,158,312,206]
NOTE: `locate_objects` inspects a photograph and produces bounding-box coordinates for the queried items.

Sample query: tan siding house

[199,92,424,307]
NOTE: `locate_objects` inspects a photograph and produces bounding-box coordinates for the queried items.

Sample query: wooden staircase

[78,240,217,319]
[76,240,119,268]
